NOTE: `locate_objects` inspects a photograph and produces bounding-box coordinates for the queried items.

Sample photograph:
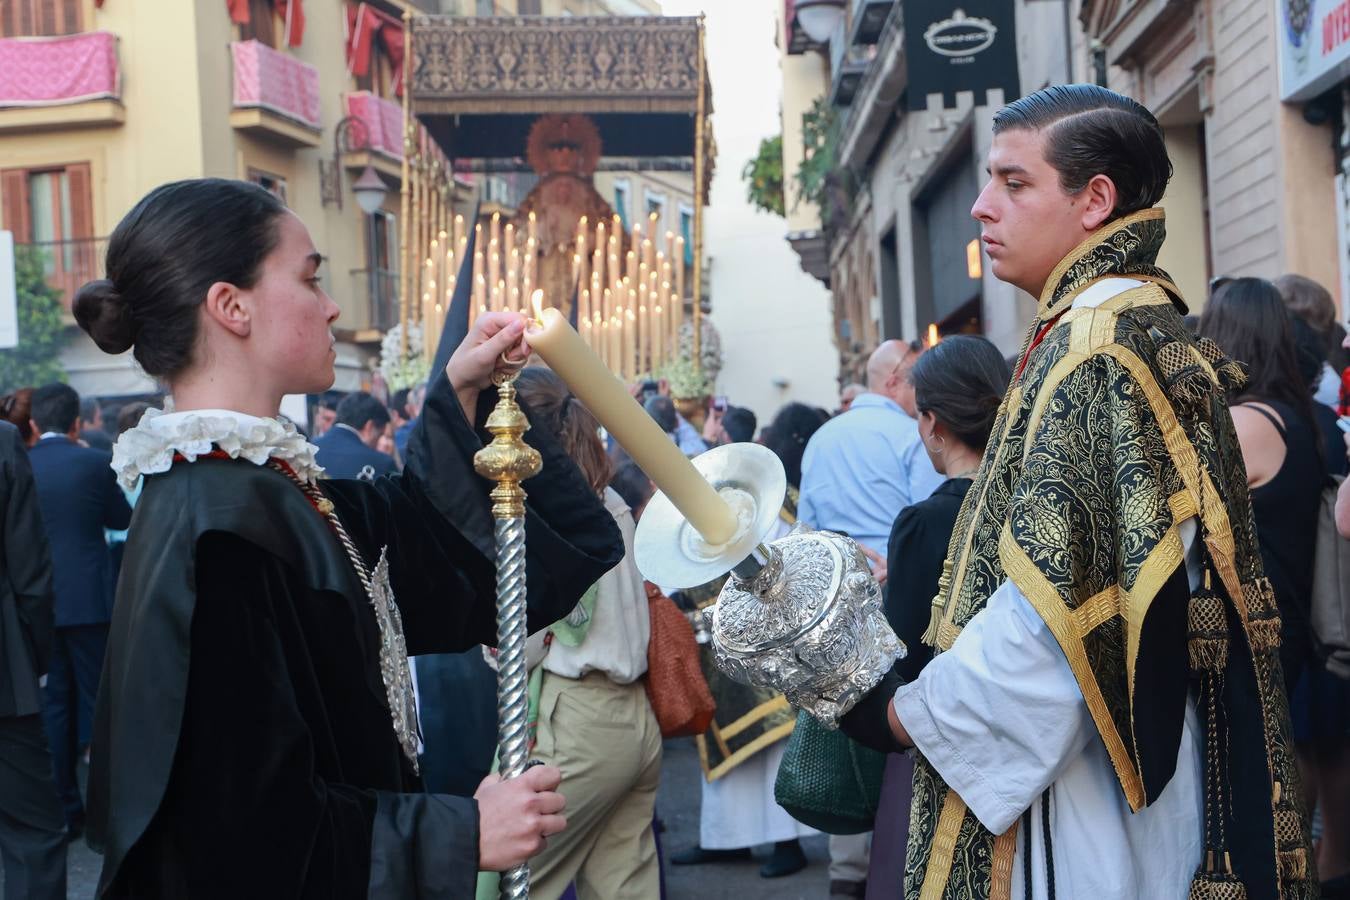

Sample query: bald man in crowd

[799,340,942,553]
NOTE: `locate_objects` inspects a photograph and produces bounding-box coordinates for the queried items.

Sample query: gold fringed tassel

[921,561,954,649]
[1189,853,1248,900]
[1188,570,1228,673]
[1274,786,1310,882]
[1243,577,1282,652]
[1155,334,1215,409]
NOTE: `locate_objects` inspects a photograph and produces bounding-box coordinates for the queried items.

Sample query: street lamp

[320,115,390,212]
[795,0,846,45]
[351,165,389,215]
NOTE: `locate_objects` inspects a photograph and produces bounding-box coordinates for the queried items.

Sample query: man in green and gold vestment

[839,84,1316,900]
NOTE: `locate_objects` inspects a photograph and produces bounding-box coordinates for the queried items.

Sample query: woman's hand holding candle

[523,291,738,545]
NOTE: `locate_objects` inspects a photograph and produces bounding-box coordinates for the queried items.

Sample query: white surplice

[893,278,1206,899]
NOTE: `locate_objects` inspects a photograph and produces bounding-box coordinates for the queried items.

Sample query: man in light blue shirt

[798,339,943,556]
[797,337,943,895]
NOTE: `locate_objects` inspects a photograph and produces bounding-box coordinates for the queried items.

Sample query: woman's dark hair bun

[74,278,136,354]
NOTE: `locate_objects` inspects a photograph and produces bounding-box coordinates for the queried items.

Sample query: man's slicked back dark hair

[992,84,1172,220]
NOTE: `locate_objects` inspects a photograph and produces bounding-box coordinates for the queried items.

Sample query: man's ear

[1079,174,1119,232]
[203,281,251,338]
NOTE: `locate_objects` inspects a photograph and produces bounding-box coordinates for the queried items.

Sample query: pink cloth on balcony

[0,31,120,108]
[345,90,405,160]
[231,39,321,131]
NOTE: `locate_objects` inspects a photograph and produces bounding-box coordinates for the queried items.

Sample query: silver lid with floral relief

[704,529,905,727]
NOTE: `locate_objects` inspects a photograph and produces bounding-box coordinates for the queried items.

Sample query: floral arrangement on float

[379,322,431,392]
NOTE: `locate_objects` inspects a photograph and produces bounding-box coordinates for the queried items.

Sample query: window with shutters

[239,0,279,47]
[0,162,97,305]
[246,167,288,205]
[0,0,84,37]
[355,28,398,100]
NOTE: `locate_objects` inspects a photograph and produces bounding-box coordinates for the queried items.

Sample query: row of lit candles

[419,211,687,380]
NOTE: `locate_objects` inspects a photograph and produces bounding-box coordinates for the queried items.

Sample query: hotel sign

[904,2,1020,111]
[1280,0,1350,101]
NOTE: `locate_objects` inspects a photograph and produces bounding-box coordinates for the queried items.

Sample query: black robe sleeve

[321,373,624,655]
[130,532,479,900]
[885,504,940,682]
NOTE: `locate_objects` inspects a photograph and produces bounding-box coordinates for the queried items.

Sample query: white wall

[661,0,838,425]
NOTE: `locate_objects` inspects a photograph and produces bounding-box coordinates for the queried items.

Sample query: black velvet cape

[87,377,624,899]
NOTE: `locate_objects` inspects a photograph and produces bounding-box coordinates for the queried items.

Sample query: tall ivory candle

[526,296,738,544]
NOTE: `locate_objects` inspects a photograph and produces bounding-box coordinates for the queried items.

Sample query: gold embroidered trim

[999,522,1147,811]
[1070,586,1120,637]
[919,791,968,900]
[990,821,1019,900]
[1037,209,1168,319]
[936,384,1024,651]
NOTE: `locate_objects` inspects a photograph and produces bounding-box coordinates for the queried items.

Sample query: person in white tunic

[831,84,1316,900]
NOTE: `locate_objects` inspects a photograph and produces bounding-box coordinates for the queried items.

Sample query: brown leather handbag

[643,581,716,737]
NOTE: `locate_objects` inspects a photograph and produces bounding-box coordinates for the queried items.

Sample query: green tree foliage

[795,97,852,228]
[742,134,786,218]
[0,245,67,390]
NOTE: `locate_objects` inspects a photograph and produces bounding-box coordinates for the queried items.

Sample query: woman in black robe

[72,179,623,899]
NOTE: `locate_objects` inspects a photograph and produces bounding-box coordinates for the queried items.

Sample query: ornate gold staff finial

[473,373,543,518]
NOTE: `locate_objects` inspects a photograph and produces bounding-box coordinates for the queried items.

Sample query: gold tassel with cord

[1274,787,1310,881]
[1188,570,1228,672]
[1243,577,1282,652]
[1154,333,1216,410]
[921,561,954,648]
[1188,853,1248,900]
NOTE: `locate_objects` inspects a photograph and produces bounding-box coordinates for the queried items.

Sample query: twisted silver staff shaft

[494,514,531,900]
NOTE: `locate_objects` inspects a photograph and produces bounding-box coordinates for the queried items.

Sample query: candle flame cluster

[417,209,469,360]
[469,210,688,381]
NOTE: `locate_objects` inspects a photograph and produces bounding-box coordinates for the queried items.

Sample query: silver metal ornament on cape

[633,443,905,728]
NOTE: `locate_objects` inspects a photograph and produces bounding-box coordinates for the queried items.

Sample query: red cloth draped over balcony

[226,0,305,48]
[0,31,120,108]
[345,2,405,97]
[231,39,321,130]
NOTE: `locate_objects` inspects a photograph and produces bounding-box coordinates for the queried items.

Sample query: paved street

[25,736,831,899]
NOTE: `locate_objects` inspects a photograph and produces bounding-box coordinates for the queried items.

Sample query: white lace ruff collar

[111,407,323,491]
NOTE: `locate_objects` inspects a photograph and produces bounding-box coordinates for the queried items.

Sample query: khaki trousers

[529,671,662,900]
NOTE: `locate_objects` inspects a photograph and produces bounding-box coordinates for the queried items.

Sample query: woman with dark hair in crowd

[865,336,1010,896]
[1199,277,1323,690]
[72,178,622,898]
[0,388,35,448]
[505,366,662,900]
[760,402,829,498]
[1198,277,1350,888]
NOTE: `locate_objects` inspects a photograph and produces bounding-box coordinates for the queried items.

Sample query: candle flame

[530,289,545,325]
[927,323,940,347]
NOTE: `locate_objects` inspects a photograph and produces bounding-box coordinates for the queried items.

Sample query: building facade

[784,0,1344,383]
[0,0,452,398]
[0,0,688,402]
[1081,0,1341,313]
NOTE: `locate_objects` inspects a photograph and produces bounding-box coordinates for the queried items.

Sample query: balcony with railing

[19,236,108,312]
[849,0,894,45]
[230,40,322,148]
[828,16,869,107]
[0,31,123,132]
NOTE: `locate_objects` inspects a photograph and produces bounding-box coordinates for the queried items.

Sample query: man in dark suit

[78,398,111,452]
[312,391,397,481]
[28,383,132,837]
[0,420,66,898]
